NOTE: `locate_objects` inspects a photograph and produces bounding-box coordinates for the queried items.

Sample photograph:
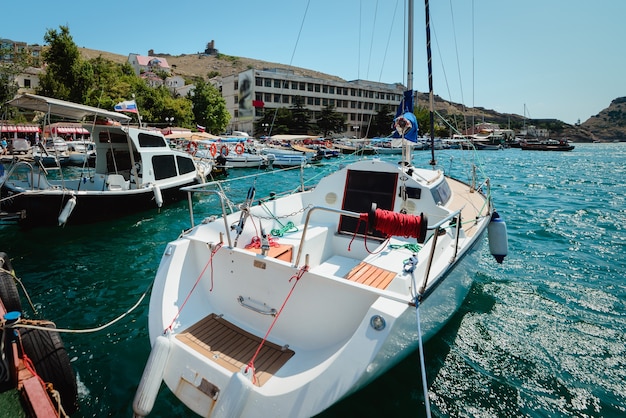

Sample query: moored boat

[67,139,96,166]
[0,94,211,227]
[0,251,79,416]
[133,1,508,416]
[520,138,575,151]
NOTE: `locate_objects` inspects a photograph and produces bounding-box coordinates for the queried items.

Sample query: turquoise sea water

[1,142,625,417]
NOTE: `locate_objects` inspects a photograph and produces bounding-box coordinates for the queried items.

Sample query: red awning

[0,125,17,133]
[17,125,40,133]
[55,127,75,134]
[1,124,40,133]
[252,100,265,108]
[49,125,89,135]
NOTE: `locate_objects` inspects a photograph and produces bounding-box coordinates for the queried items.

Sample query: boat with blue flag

[134,1,508,416]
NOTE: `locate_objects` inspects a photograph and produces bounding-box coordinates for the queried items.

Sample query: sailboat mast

[407,0,414,91]
[424,0,436,166]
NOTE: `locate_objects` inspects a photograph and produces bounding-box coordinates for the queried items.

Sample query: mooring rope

[414,298,432,418]
[408,255,432,418]
[164,242,223,333]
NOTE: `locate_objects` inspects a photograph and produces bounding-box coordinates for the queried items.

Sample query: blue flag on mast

[392,90,418,142]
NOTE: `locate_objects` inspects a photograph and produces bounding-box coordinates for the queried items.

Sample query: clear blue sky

[3,0,624,125]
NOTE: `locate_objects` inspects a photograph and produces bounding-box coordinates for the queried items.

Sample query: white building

[217,68,405,137]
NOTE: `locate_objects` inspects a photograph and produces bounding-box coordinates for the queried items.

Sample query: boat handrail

[182,185,465,301]
[418,209,463,299]
[0,160,40,190]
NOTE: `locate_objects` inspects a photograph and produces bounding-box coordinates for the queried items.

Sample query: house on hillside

[14,67,43,93]
[1,38,43,66]
[127,53,171,76]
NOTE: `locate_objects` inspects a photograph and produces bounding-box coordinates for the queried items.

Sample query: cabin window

[138,133,167,148]
[152,155,177,180]
[339,170,397,238]
[431,180,451,205]
[177,155,196,175]
[98,130,128,144]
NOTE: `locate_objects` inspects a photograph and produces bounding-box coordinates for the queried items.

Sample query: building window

[283,96,290,103]
[274,94,281,103]
[315,98,321,106]
[315,84,320,92]
[329,86,335,94]
[322,85,328,93]
[264,93,272,102]
[274,79,281,88]
[255,77,263,86]
[234,95,239,104]
[24,79,31,88]
[292,81,298,89]
[299,82,305,90]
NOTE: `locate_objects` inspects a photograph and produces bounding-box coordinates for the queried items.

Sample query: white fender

[212,368,254,418]
[58,196,77,226]
[152,184,163,208]
[132,335,172,417]
[488,211,508,264]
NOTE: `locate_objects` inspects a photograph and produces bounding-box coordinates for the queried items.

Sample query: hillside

[579,97,626,141]
[79,48,618,142]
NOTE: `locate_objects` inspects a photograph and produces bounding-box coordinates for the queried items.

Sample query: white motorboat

[0,94,211,227]
[32,137,70,167]
[134,1,508,417]
[67,139,96,166]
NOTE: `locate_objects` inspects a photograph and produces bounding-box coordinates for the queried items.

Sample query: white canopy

[7,94,132,123]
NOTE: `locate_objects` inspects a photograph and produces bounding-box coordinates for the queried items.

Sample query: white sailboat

[134,1,508,417]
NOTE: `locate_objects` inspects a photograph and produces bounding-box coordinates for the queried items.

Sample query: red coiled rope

[371,208,426,239]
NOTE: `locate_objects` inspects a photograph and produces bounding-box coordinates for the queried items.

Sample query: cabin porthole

[370,315,386,331]
[325,192,337,205]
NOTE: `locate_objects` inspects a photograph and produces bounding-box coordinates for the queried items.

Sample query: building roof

[135,55,170,69]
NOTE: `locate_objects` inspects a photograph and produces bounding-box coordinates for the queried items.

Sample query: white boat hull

[144,157,493,417]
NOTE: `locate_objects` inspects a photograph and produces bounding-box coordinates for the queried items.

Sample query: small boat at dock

[0,94,212,227]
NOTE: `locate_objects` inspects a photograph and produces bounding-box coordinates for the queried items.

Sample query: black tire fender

[19,323,79,415]
[0,271,22,314]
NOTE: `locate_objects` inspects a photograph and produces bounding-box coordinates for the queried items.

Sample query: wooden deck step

[176,314,295,386]
[345,262,397,289]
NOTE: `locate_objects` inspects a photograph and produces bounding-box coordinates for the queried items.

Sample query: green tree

[0,45,30,106]
[37,25,92,103]
[316,105,346,137]
[189,79,230,133]
[254,108,293,136]
[289,96,311,134]
[370,104,394,137]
